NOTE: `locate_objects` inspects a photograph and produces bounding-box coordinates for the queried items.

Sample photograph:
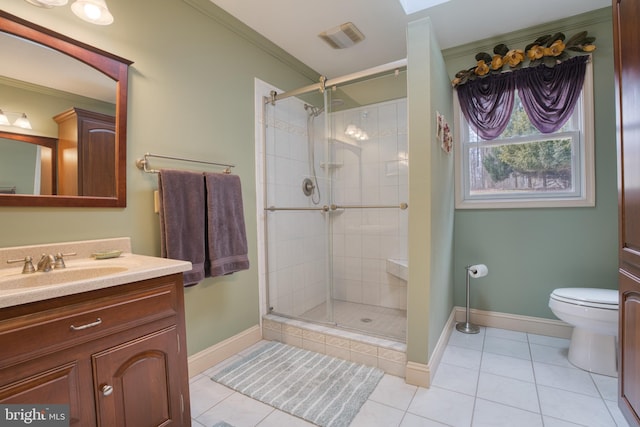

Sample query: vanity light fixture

[345,124,369,141]
[0,111,33,129]
[13,113,33,130]
[0,110,10,126]
[23,0,114,25]
[71,0,114,25]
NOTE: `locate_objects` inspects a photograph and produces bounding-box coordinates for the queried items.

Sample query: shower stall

[256,62,408,342]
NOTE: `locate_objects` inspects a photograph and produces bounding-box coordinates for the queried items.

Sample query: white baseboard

[187,325,262,378]
[453,306,572,339]
[405,309,457,388]
[405,361,431,388]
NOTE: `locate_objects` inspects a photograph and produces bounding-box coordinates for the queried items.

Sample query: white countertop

[0,238,191,308]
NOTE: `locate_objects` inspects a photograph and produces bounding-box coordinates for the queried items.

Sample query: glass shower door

[263,92,334,323]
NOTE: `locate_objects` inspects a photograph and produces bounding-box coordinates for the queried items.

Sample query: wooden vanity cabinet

[0,273,191,427]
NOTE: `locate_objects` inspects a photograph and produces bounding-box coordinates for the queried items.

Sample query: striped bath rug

[211,341,384,427]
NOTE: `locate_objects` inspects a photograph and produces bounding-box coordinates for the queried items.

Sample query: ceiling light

[71,0,114,25]
[13,113,33,130]
[398,0,451,15]
[319,22,365,49]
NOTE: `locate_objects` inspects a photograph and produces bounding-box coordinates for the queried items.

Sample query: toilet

[548,287,619,377]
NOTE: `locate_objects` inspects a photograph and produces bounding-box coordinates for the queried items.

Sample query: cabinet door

[620,271,640,423]
[615,1,640,273]
[78,116,116,197]
[0,362,86,426]
[614,0,640,424]
[93,326,186,427]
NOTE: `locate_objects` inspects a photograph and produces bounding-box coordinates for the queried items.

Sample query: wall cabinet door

[93,326,184,427]
[614,0,640,425]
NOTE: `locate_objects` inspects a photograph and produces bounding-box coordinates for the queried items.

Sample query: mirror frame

[0,10,132,207]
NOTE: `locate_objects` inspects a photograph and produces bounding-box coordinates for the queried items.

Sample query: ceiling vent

[318,22,365,49]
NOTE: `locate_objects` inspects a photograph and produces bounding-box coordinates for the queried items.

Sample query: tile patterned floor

[189,325,630,427]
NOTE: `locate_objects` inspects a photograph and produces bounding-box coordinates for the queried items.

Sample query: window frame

[454,61,595,209]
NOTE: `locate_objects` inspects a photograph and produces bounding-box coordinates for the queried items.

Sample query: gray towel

[205,173,250,277]
[158,169,206,286]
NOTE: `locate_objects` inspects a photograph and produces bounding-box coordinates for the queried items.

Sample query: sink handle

[54,252,77,269]
[7,256,36,274]
[69,317,102,331]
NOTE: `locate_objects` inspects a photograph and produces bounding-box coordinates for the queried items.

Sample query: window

[454,62,594,209]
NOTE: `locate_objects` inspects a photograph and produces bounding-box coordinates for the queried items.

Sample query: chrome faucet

[37,253,55,272]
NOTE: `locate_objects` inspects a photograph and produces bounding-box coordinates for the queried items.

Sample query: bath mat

[211,341,384,427]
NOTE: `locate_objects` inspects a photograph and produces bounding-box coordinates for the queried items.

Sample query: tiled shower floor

[299,300,406,342]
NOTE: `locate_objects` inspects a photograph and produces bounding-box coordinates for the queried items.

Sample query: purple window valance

[456,55,589,140]
[457,72,515,140]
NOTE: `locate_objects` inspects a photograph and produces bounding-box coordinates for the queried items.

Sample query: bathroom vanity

[0,238,192,427]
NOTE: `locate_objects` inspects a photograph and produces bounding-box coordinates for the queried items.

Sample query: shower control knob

[302,178,315,196]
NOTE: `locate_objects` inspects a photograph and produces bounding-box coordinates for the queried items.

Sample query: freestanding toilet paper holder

[456,264,485,334]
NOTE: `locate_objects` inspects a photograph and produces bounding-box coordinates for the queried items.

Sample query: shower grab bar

[266,205,331,212]
[332,203,408,210]
[265,203,408,212]
[136,152,235,174]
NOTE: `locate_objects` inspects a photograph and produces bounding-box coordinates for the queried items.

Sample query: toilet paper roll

[468,264,488,278]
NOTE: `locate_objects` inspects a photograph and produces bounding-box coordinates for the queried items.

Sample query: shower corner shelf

[320,162,343,170]
[330,138,362,150]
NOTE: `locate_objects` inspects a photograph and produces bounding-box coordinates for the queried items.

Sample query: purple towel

[158,169,206,286]
[205,173,250,277]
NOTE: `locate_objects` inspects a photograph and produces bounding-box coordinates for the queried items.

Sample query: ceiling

[209,0,610,79]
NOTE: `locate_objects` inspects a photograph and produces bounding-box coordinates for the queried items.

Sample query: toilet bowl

[548,287,619,377]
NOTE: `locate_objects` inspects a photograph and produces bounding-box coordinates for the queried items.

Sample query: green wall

[444,8,618,320]
[407,18,455,363]
[0,138,37,194]
[0,0,316,356]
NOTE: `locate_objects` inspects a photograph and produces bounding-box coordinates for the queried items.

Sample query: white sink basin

[0,265,129,290]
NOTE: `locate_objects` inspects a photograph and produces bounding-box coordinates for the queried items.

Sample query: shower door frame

[258,59,409,338]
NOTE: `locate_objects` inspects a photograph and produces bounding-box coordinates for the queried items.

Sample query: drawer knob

[101,384,113,396]
[69,317,102,331]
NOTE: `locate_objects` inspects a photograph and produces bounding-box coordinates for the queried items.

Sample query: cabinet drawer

[0,281,179,367]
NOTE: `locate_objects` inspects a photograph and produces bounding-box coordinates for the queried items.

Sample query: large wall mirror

[0,10,131,207]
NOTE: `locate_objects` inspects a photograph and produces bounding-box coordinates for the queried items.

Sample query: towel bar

[136,152,235,174]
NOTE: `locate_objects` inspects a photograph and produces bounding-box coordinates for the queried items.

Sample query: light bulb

[14,113,32,130]
[83,3,101,20]
[71,0,114,25]
[0,110,10,126]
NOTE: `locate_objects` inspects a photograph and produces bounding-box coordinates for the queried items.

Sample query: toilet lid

[551,288,618,308]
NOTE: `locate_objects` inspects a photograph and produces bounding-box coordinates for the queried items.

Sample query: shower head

[304,103,324,117]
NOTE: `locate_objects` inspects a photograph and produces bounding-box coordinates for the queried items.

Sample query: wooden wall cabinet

[614,0,640,425]
[53,107,116,198]
[0,274,191,427]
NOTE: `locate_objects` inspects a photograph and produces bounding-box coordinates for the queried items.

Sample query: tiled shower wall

[257,79,408,319]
